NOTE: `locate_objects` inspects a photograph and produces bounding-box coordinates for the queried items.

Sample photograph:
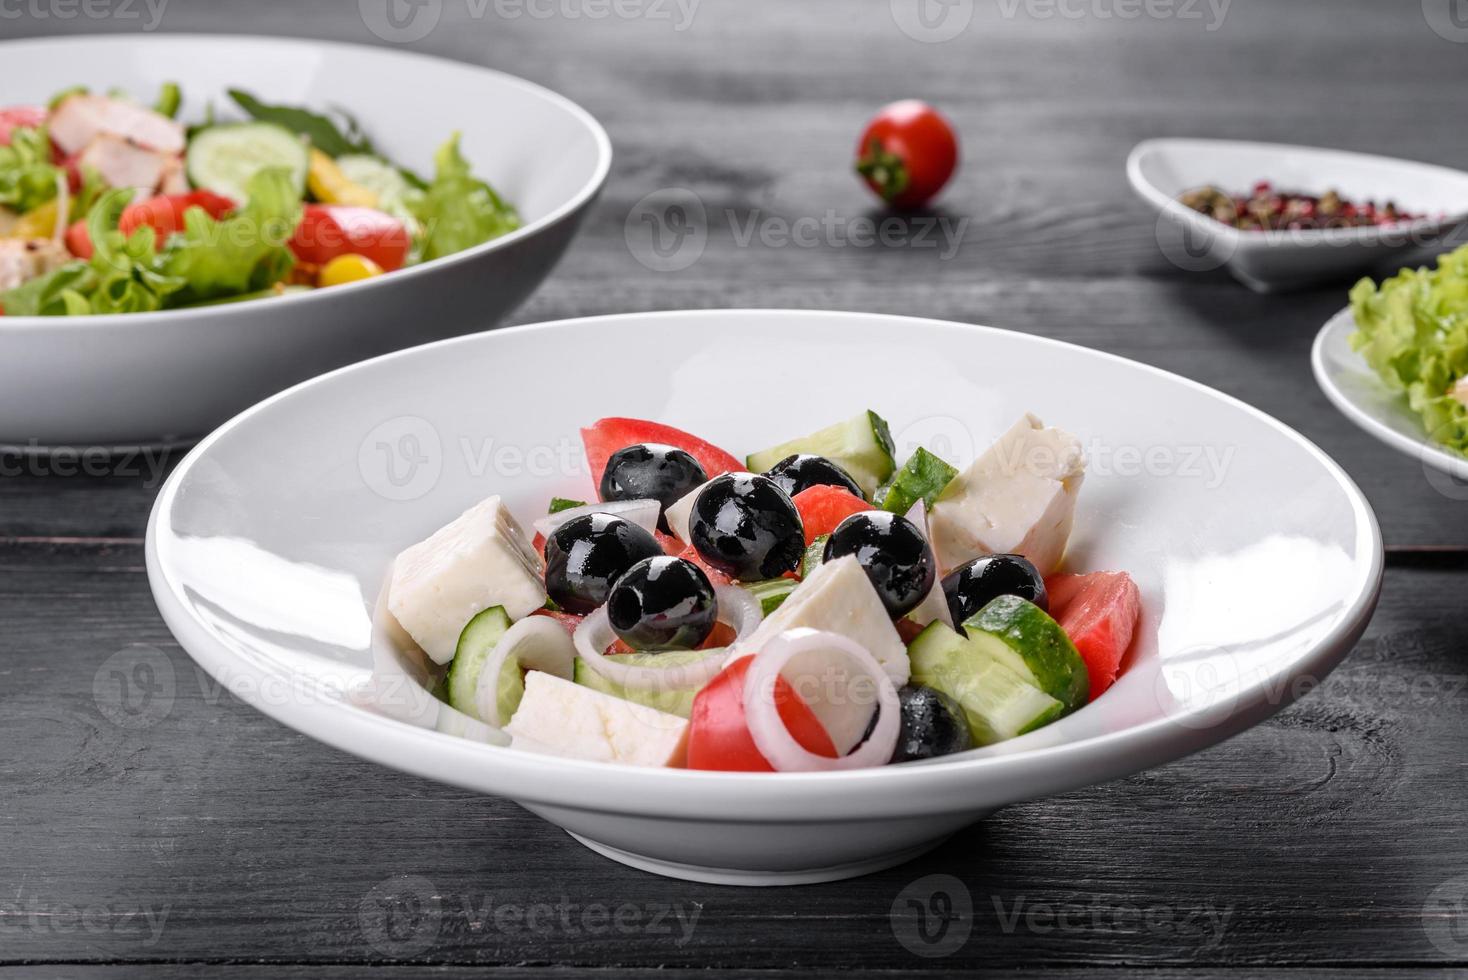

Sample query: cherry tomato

[686,655,836,771]
[64,190,236,260]
[289,204,410,272]
[854,100,959,209]
[318,253,385,287]
[0,106,46,147]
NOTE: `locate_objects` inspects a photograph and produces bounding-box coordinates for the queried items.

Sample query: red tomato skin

[289,204,410,272]
[118,190,235,241]
[856,99,959,209]
[580,418,742,491]
[65,219,93,259]
[0,106,46,147]
[792,485,872,545]
[686,656,837,771]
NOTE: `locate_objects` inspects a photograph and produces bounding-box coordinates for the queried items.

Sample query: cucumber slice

[877,447,958,514]
[908,620,1063,744]
[962,595,1089,712]
[800,534,828,579]
[187,122,308,202]
[548,497,587,514]
[445,606,512,719]
[745,410,897,498]
[572,651,705,717]
[745,578,796,615]
[336,154,424,230]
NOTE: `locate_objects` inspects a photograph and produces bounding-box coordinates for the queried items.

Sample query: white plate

[0,35,610,446]
[1128,138,1468,293]
[1312,306,1468,483]
[146,310,1384,885]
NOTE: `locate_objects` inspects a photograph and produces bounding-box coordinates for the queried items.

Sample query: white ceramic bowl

[1128,138,1468,293]
[0,35,610,447]
[146,310,1384,885]
[1313,306,1468,483]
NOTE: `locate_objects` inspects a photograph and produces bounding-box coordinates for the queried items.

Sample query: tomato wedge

[65,190,236,260]
[791,485,872,545]
[686,655,836,771]
[289,204,410,272]
[581,418,742,490]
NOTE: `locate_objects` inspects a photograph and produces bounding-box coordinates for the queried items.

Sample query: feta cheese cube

[506,672,690,767]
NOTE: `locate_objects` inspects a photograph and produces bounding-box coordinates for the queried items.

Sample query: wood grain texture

[2,543,1466,971]
[4,0,1468,973]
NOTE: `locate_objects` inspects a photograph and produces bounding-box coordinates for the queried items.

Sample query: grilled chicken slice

[0,239,72,291]
[49,94,185,156]
[75,134,179,196]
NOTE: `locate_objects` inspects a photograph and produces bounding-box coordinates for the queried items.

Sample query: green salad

[1349,243,1468,455]
[0,85,519,316]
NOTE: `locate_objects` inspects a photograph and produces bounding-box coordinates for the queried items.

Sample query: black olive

[891,684,974,763]
[599,443,708,514]
[822,511,935,618]
[689,473,804,581]
[544,513,663,614]
[607,556,717,651]
[941,554,1047,626]
[764,453,865,500]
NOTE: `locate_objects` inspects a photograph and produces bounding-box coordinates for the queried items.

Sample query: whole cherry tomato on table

[854,100,959,209]
[289,204,410,272]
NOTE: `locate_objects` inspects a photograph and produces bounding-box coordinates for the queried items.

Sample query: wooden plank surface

[3,0,1468,974]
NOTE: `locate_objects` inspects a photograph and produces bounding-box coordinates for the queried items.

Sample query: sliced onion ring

[573,584,762,692]
[474,617,577,726]
[533,498,661,540]
[742,627,900,772]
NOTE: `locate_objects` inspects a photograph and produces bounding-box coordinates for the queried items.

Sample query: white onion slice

[474,616,577,726]
[573,584,762,692]
[742,627,900,772]
[533,499,661,539]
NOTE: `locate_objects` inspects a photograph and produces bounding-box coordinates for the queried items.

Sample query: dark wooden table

[5,1,1468,976]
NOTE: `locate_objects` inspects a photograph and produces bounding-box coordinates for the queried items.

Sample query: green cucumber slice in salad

[800,534,828,579]
[962,595,1089,712]
[744,578,797,615]
[908,620,1064,744]
[877,447,958,514]
[573,650,707,717]
[445,606,513,720]
[746,410,896,498]
[187,122,308,202]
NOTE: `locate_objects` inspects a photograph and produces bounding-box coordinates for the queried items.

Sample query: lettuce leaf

[158,167,301,304]
[1349,243,1468,453]
[0,126,62,214]
[412,133,520,262]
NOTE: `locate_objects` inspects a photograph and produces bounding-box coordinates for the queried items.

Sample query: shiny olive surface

[891,684,974,763]
[764,453,865,500]
[689,473,804,581]
[941,553,1048,625]
[599,442,708,513]
[607,556,717,651]
[544,513,663,614]
[822,510,935,618]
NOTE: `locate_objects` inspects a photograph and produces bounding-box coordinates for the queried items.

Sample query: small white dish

[1312,306,1468,483]
[147,309,1384,885]
[0,35,610,447]
[1128,138,1468,293]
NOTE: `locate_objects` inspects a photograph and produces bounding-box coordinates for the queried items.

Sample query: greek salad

[378,411,1143,771]
[0,85,518,315]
